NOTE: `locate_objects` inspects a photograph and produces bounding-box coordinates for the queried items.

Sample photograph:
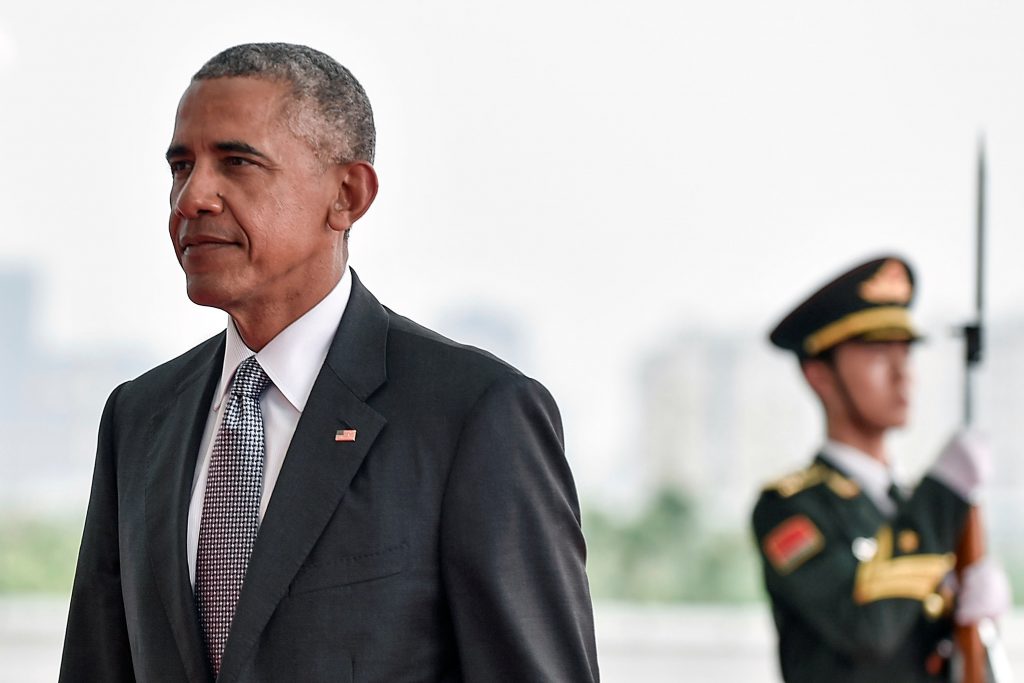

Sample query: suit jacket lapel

[145,334,225,683]
[219,271,390,682]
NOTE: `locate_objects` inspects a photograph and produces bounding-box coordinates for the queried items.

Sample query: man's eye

[225,157,253,167]
[169,160,192,176]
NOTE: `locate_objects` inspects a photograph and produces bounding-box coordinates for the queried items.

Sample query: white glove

[955,557,1013,626]
[929,429,992,502]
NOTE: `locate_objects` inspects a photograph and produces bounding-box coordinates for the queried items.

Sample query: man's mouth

[184,241,231,253]
[181,235,236,253]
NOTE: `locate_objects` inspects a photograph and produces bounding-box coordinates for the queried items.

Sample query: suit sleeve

[440,374,600,682]
[752,478,969,662]
[59,384,137,682]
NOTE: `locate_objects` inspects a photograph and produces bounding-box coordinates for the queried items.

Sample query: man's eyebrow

[165,144,189,161]
[164,141,271,162]
[215,140,270,160]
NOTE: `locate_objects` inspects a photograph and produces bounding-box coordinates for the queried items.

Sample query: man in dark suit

[752,256,1009,682]
[60,42,599,682]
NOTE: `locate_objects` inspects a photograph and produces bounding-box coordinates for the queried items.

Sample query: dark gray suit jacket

[60,271,600,682]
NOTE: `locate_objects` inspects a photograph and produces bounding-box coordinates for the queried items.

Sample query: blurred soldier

[753,256,1010,682]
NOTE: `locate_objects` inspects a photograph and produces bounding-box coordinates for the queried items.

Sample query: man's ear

[328,161,379,233]
[801,358,834,401]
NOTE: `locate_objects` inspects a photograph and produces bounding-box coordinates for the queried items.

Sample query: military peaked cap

[770,256,921,358]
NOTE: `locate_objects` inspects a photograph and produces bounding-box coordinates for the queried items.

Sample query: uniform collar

[820,439,897,515]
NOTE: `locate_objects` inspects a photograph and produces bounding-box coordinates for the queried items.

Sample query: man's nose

[890,346,911,378]
[172,166,224,219]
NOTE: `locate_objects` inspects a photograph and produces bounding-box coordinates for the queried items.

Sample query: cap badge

[859,259,912,304]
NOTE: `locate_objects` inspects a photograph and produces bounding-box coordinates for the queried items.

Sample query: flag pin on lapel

[335,429,357,442]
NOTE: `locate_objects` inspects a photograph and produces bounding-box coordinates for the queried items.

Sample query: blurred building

[636,330,816,530]
[635,321,1023,544]
[0,266,154,512]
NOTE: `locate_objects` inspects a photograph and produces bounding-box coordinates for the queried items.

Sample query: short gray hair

[194,42,376,164]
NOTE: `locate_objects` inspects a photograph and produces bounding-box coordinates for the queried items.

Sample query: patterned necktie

[195,356,271,676]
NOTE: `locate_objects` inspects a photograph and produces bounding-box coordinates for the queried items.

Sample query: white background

[3,1,1024,499]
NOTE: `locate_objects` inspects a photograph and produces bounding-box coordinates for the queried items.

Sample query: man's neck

[826,424,888,464]
[228,263,346,351]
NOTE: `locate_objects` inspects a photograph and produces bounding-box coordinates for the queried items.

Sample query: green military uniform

[753,457,969,682]
[754,256,972,682]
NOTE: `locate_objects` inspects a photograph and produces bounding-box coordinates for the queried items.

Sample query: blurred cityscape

[3,262,1024,679]
[3,262,1024,581]
[0,267,155,513]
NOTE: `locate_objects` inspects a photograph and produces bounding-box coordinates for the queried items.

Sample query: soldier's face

[831,340,912,429]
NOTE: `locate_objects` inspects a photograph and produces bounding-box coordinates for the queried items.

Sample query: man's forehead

[176,76,292,120]
[171,76,296,142]
[168,75,325,164]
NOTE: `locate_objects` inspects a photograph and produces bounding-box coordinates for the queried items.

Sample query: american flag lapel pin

[335,429,357,442]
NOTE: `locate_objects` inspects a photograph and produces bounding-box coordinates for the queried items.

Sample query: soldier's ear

[801,358,834,402]
[328,161,378,233]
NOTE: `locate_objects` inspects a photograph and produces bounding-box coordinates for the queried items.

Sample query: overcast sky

[3,1,1024,499]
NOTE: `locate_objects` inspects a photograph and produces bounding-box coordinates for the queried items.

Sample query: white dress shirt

[820,439,898,518]
[186,269,353,586]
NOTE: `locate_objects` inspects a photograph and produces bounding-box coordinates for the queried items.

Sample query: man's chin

[185,281,233,311]
[867,411,909,431]
[888,413,910,429]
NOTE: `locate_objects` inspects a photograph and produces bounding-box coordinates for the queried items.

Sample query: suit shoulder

[117,333,223,399]
[380,310,561,417]
[385,308,521,380]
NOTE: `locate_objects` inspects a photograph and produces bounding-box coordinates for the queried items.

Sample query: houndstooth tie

[195,355,271,676]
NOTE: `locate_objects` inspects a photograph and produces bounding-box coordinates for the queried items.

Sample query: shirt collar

[213,267,353,412]
[820,439,896,515]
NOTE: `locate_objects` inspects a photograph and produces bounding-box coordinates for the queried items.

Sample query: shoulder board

[825,470,860,499]
[763,464,829,498]
[763,463,861,499]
